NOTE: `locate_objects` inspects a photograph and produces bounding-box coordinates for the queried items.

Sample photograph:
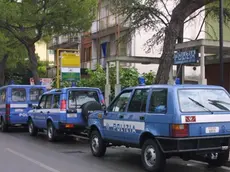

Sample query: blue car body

[28,87,104,136]
[88,84,230,171]
[0,85,46,128]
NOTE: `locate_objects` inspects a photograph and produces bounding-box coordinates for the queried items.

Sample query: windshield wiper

[208,99,230,105]
[188,97,213,114]
[208,99,230,111]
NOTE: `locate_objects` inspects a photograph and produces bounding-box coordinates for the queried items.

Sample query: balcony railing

[48,35,81,47]
[91,15,130,33]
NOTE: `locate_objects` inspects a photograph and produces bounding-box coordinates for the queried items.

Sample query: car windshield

[178,89,230,112]
[68,90,99,108]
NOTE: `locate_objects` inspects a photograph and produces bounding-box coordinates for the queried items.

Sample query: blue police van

[27,87,104,142]
[88,84,230,172]
[0,85,46,132]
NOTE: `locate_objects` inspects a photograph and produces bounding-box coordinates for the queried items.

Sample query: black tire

[207,151,229,167]
[28,119,38,136]
[81,101,102,122]
[90,130,106,157]
[47,121,57,142]
[1,118,8,132]
[141,139,166,172]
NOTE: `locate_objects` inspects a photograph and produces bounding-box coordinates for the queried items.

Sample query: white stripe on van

[11,104,28,108]
[181,114,230,123]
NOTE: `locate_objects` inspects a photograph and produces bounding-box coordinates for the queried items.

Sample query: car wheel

[1,118,8,132]
[28,119,38,136]
[47,122,57,142]
[90,130,106,157]
[207,151,229,167]
[141,139,166,172]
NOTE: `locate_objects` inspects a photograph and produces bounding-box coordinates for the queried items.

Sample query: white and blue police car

[88,84,230,172]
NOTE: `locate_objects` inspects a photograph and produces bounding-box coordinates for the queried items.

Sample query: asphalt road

[0,129,229,172]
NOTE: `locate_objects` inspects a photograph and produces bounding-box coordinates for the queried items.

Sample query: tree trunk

[27,44,40,85]
[155,17,182,84]
[155,0,217,84]
[0,54,9,86]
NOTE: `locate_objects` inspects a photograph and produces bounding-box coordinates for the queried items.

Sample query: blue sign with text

[174,49,198,65]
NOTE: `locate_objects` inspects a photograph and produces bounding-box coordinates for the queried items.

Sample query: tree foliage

[77,65,155,96]
[0,29,28,86]
[0,0,97,84]
[109,0,230,84]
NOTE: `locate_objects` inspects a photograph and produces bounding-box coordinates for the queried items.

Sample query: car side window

[52,94,60,109]
[109,90,132,112]
[39,95,46,109]
[148,89,167,113]
[45,95,53,109]
[0,89,6,104]
[128,89,149,112]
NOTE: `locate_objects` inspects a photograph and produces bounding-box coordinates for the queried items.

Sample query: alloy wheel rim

[144,145,157,167]
[29,122,33,133]
[92,135,99,153]
[48,126,53,139]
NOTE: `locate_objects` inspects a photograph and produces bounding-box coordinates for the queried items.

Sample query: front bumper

[156,135,230,153]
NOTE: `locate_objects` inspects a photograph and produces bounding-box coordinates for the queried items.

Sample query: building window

[82,47,91,63]
[100,42,110,59]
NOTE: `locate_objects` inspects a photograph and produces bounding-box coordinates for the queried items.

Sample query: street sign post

[174,49,199,65]
[55,49,80,88]
[60,52,81,82]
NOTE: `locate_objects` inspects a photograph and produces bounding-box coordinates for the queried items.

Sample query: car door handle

[47,111,50,114]
[140,116,145,120]
[119,115,124,119]
[40,111,43,114]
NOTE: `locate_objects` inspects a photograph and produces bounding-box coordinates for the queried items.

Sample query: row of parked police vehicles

[1,83,230,172]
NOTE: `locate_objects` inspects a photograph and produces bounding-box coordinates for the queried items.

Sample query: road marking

[6,148,61,172]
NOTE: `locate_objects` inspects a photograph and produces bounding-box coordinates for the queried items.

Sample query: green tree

[5,54,49,85]
[77,65,155,96]
[0,29,28,86]
[142,71,156,85]
[0,0,97,84]
[110,0,230,84]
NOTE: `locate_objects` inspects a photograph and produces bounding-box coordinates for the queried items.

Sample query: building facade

[81,1,230,86]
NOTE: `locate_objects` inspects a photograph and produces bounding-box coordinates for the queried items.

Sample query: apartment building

[81,0,131,70]
[81,0,207,82]
[47,34,82,78]
[81,1,230,87]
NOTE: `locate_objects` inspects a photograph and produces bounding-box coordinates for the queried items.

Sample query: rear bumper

[156,135,230,153]
[58,122,86,134]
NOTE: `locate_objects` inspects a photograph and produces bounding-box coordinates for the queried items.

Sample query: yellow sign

[61,53,80,67]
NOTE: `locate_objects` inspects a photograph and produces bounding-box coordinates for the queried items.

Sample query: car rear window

[178,88,230,112]
[68,90,99,108]
[30,88,44,102]
[12,88,26,102]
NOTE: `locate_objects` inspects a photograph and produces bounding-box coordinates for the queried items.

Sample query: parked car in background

[0,85,47,132]
[27,87,105,142]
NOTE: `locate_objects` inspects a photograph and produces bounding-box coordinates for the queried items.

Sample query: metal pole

[219,0,224,86]
[56,49,60,88]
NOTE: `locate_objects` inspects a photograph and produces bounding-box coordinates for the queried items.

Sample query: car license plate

[205,127,219,133]
[67,114,77,118]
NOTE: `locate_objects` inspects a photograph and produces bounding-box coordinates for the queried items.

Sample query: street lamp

[219,0,224,87]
